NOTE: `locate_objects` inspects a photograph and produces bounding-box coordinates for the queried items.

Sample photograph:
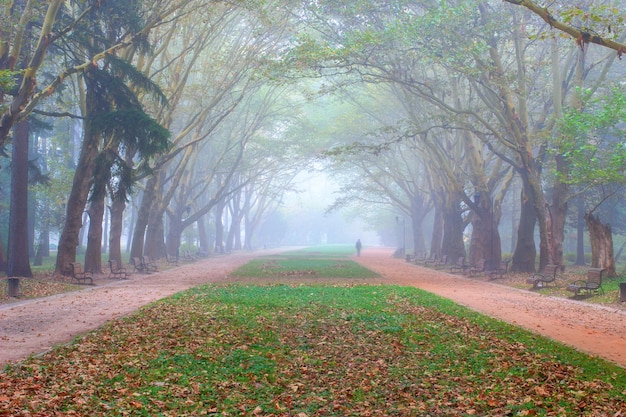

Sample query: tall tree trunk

[130,179,156,259]
[197,215,210,254]
[410,197,428,256]
[7,120,33,277]
[145,208,166,259]
[510,185,537,272]
[28,187,35,257]
[125,199,135,254]
[0,231,7,272]
[84,191,105,274]
[469,194,500,268]
[442,198,466,262]
[585,212,616,277]
[576,196,586,265]
[102,207,109,253]
[547,155,568,269]
[165,210,184,258]
[214,199,225,253]
[108,199,125,266]
[430,205,443,259]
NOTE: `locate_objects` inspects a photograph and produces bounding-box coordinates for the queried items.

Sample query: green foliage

[1,285,624,415]
[559,4,624,41]
[556,87,626,185]
[0,69,20,95]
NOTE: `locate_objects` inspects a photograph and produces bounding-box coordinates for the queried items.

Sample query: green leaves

[556,87,626,185]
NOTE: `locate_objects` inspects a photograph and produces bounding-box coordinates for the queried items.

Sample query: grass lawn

[1,283,625,416]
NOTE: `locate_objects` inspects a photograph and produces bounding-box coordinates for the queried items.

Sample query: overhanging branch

[502,0,626,57]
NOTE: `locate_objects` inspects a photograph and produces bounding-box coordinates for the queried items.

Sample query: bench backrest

[586,268,605,289]
[544,264,559,278]
[70,262,83,276]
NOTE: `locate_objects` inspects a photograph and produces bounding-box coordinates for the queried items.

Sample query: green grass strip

[1,285,624,416]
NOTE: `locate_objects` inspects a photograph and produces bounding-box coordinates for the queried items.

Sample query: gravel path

[1,247,625,368]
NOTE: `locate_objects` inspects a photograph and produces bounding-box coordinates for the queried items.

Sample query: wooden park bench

[165,253,179,266]
[432,254,448,268]
[488,259,510,280]
[182,250,197,262]
[422,253,438,267]
[449,257,469,274]
[567,268,606,296]
[526,264,559,289]
[131,257,150,273]
[142,256,159,273]
[469,259,488,276]
[70,262,93,285]
[108,259,130,279]
[405,253,419,263]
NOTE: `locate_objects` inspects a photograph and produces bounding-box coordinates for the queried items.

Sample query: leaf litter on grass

[1,284,625,416]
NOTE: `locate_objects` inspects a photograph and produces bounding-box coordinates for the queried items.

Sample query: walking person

[355,239,362,257]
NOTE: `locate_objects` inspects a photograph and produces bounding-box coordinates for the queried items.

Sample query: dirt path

[1,247,625,368]
[354,248,626,368]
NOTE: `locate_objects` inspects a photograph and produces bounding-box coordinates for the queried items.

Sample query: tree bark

[511,185,537,273]
[442,198,466,262]
[429,204,444,259]
[145,208,166,259]
[197,215,210,254]
[214,198,225,253]
[0,231,6,272]
[165,210,184,259]
[84,193,105,274]
[585,212,616,277]
[55,77,100,275]
[7,121,33,278]
[108,199,125,266]
[469,194,500,268]
[410,196,428,256]
[576,196,586,265]
[130,178,156,259]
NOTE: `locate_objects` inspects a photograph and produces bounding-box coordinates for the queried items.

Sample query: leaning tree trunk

[55,78,100,276]
[585,212,617,277]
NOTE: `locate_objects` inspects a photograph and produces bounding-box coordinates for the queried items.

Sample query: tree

[556,87,626,276]
[55,0,171,275]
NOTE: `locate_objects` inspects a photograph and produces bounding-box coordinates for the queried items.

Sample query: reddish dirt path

[1,247,625,368]
[355,248,626,368]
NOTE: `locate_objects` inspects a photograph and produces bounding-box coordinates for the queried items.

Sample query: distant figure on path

[355,239,362,257]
